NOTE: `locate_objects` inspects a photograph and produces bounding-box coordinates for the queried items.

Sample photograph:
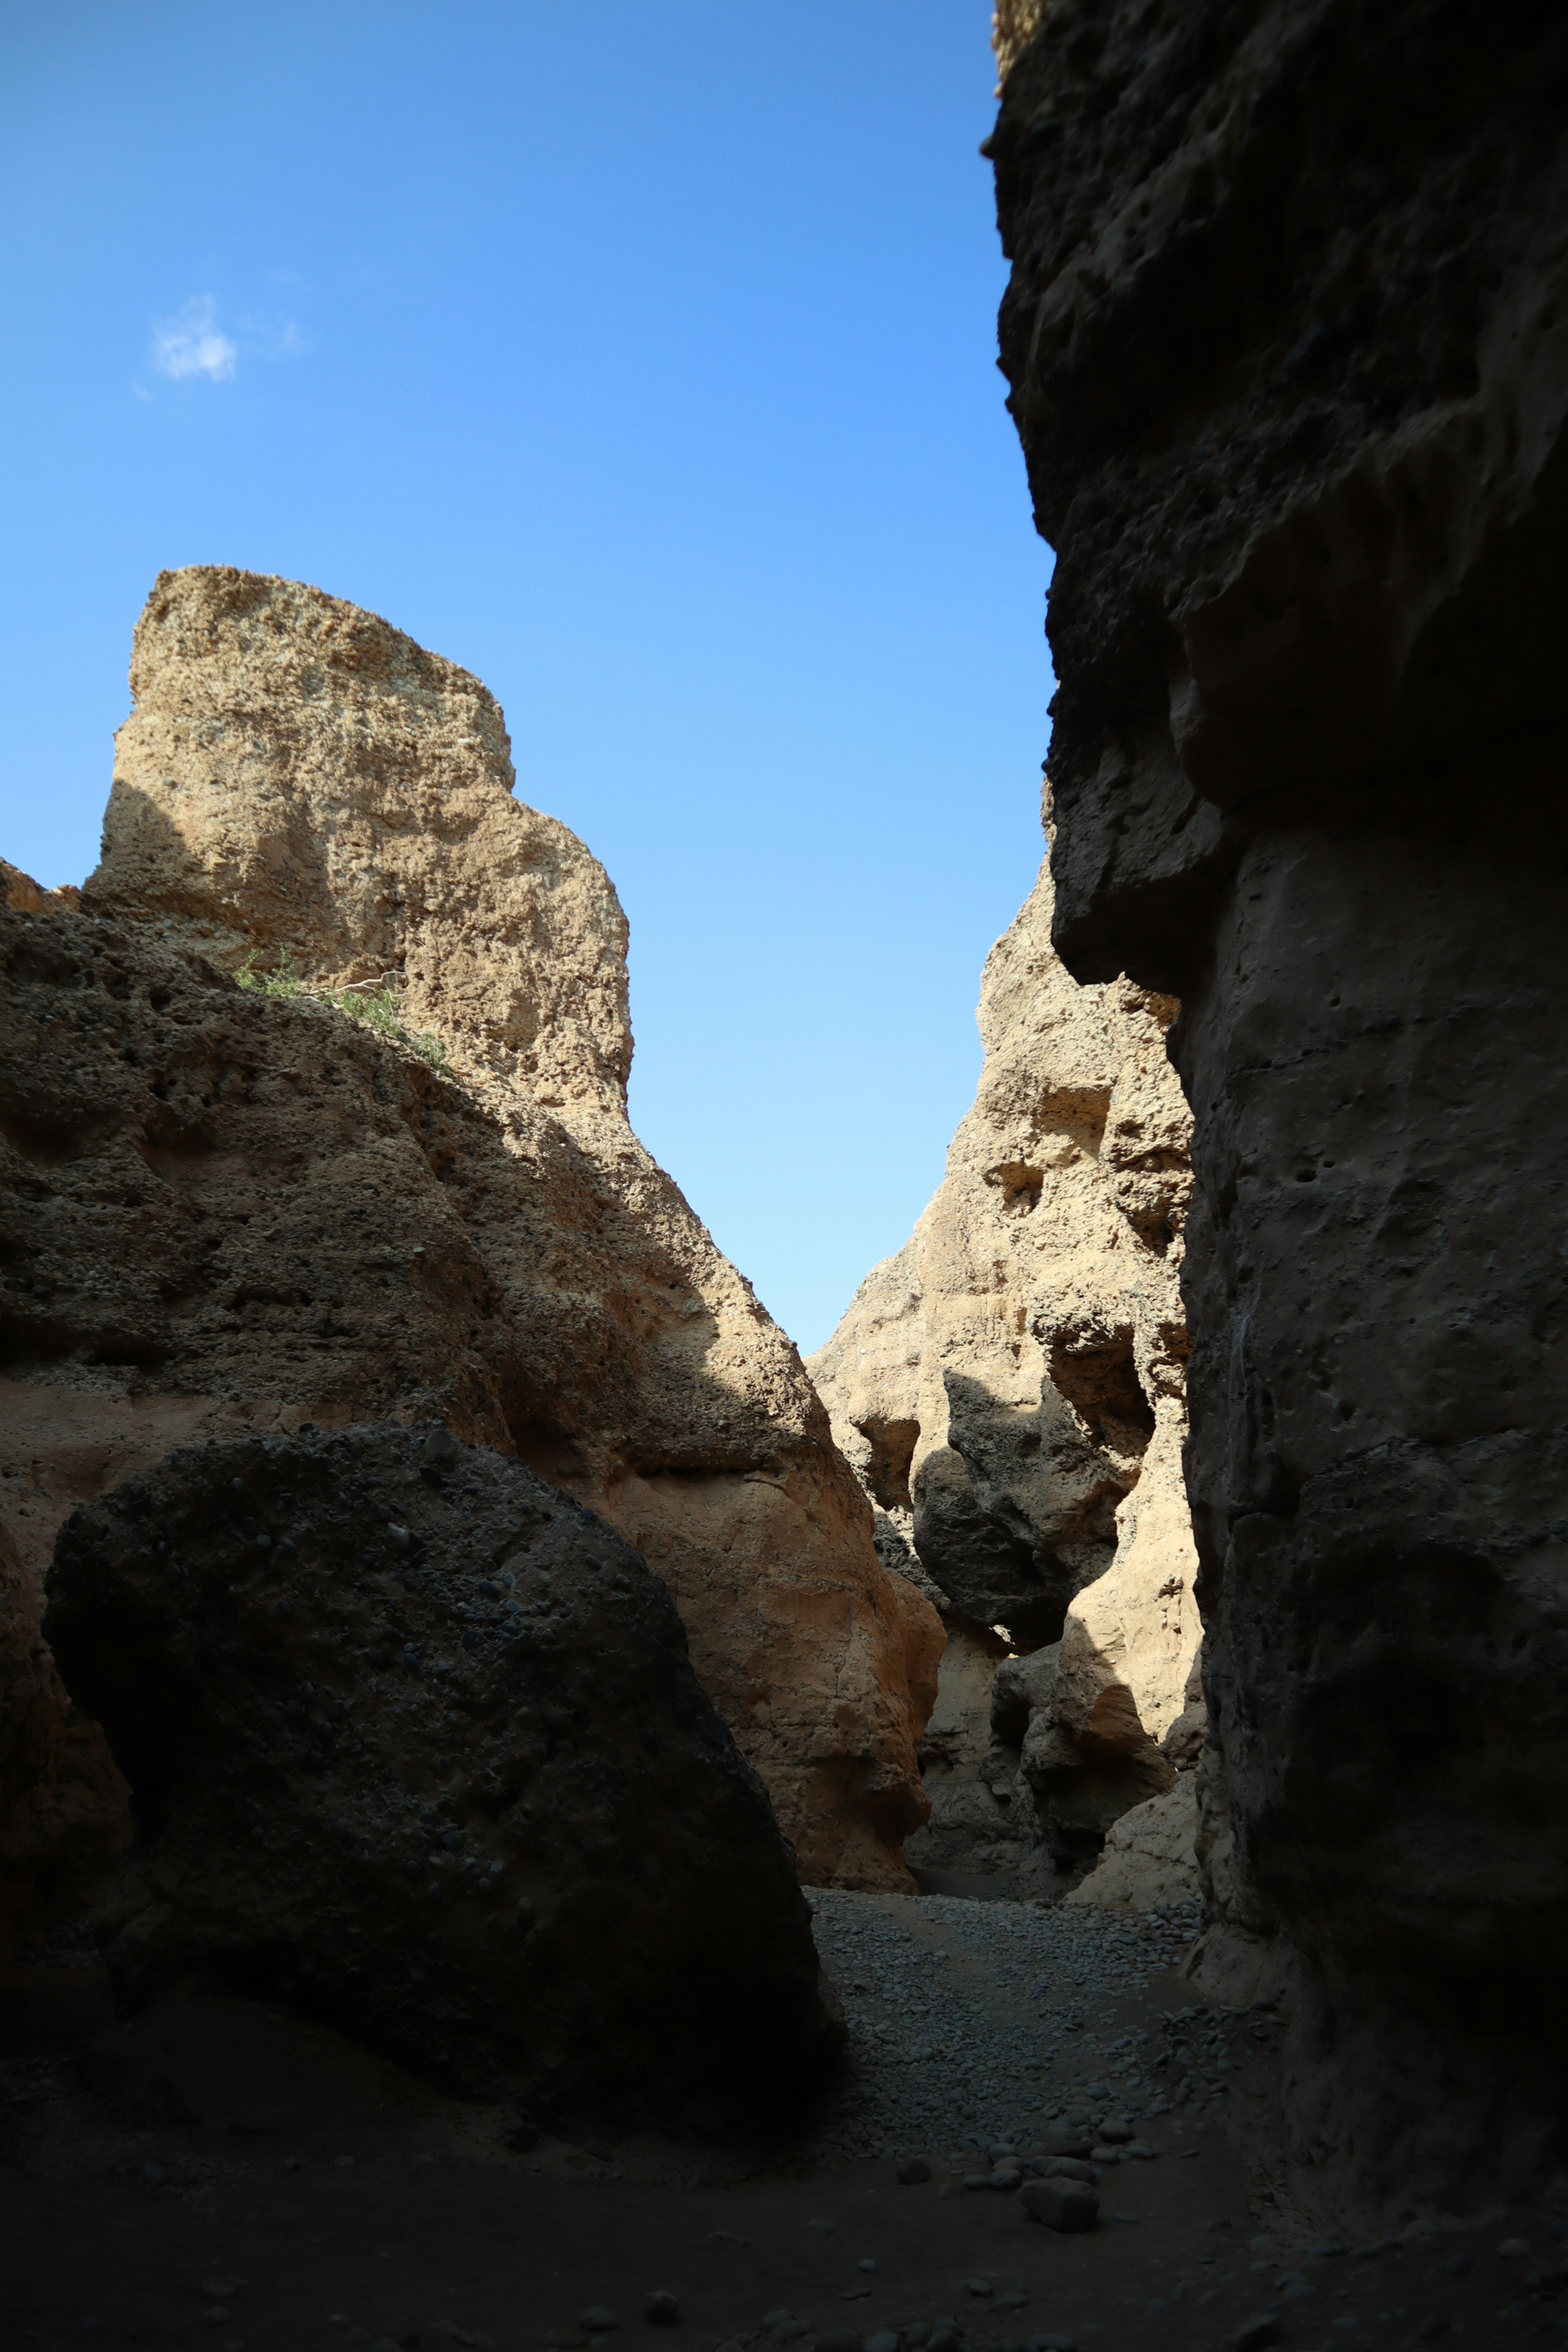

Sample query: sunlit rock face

[809,839,1200,1896]
[0,569,942,1929]
[991,0,1568,2208]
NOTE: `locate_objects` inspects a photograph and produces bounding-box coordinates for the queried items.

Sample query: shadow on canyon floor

[4,1890,1561,2352]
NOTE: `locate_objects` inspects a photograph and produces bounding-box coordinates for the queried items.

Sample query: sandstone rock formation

[989,4,1044,91]
[0,568,940,1935]
[808,844,1198,1893]
[1062,1780,1200,1913]
[990,0,1568,2207]
[43,1424,840,2115]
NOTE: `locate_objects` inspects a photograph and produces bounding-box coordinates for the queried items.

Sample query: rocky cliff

[0,568,941,1940]
[809,834,1200,1898]
[990,0,1568,2209]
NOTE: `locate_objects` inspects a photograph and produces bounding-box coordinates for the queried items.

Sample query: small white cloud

[151,295,237,383]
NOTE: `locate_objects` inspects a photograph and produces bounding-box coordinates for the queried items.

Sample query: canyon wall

[0,568,940,1943]
[990,0,1568,2207]
[809,838,1201,1898]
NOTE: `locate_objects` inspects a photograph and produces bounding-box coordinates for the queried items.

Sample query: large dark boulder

[43,1423,841,2119]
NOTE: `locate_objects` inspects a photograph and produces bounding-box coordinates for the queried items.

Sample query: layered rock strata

[44,1425,840,2114]
[809,846,1199,1893]
[991,0,1568,2205]
[0,568,940,1929]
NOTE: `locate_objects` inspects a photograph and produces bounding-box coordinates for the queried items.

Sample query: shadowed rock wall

[0,569,941,1933]
[990,0,1568,2207]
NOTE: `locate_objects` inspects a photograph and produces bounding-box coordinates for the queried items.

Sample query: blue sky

[0,2,1053,1355]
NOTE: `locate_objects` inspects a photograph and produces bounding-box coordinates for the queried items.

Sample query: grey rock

[895,2155,931,2185]
[581,2312,617,2335]
[1022,2177,1098,2234]
[644,2292,680,2327]
[45,1427,839,2116]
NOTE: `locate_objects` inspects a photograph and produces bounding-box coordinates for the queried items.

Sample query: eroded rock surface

[0,568,940,1916]
[809,846,1198,1894]
[43,1425,839,2114]
[1062,1779,1200,1913]
[991,0,1568,2206]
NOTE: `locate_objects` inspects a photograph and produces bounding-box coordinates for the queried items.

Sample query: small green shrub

[234,948,303,1000]
[234,953,445,1069]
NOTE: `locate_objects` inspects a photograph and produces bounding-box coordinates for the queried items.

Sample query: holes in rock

[984,1161,1045,1216]
[0,1105,113,1165]
[854,1416,920,1514]
[1049,1325,1155,1449]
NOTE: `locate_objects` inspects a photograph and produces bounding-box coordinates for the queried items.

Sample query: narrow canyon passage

[4,1890,1560,2352]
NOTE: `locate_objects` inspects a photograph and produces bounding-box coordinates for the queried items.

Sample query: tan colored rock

[88,569,631,1116]
[2,568,940,1909]
[1064,1778,1199,1911]
[989,2,1046,91]
[1,859,77,916]
[1,858,47,913]
[905,1618,1024,1889]
[809,826,1196,1888]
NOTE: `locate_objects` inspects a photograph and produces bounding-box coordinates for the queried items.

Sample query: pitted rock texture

[87,570,631,1111]
[809,845,1197,1893]
[1,568,940,1902]
[992,0,1568,2205]
[990,0,1568,991]
[43,1425,840,2114]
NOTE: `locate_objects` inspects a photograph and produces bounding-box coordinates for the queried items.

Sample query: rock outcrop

[809,844,1198,1893]
[43,1424,840,2115]
[1062,1779,1200,1913]
[991,0,1568,2207]
[0,568,940,1936]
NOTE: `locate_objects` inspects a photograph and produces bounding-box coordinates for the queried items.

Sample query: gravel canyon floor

[4,1893,1560,2352]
